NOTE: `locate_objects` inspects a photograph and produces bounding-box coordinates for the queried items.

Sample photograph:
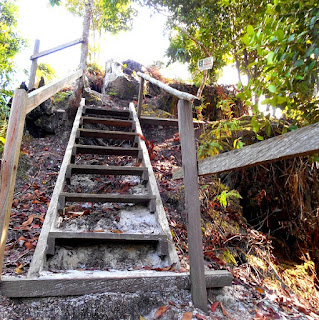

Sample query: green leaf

[266,51,275,64]
[294,59,304,67]
[247,25,254,35]
[268,84,277,93]
[0,137,5,144]
[256,134,264,140]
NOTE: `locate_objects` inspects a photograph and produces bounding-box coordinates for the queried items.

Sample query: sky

[14,0,192,86]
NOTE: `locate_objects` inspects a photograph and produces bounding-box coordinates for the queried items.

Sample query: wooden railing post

[0,89,28,278]
[177,99,208,312]
[137,77,145,119]
[29,39,40,89]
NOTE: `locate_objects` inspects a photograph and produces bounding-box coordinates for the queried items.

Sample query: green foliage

[0,0,25,110]
[0,116,7,150]
[240,0,319,124]
[50,0,137,34]
[36,63,56,83]
[214,189,242,208]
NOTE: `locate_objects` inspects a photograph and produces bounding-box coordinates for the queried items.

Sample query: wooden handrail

[173,122,319,179]
[30,38,84,61]
[137,72,198,102]
[26,69,83,114]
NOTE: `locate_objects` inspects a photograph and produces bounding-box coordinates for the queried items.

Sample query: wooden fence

[0,1,92,279]
[137,72,208,312]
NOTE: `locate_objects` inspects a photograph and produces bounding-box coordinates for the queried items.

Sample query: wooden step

[59,193,156,212]
[77,128,138,141]
[0,270,233,298]
[81,116,134,128]
[46,231,169,256]
[72,144,142,157]
[83,107,130,119]
[65,164,148,184]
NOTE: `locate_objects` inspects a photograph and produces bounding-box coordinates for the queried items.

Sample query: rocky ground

[0,94,318,319]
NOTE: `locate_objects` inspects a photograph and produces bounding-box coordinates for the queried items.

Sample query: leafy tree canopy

[49,0,137,34]
[144,0,319,123]
[0,0,25,109]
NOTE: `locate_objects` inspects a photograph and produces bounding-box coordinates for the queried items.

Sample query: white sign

[198,57,214,71]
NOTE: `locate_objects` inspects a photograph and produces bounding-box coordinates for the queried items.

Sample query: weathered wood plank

[0,270,232,298]
[0,90,28,278]
[27,101,85,278]
[30,38,84,60]
[74,144,141,157]
[28,39,40,89]
[137,72,199,102]
[81,116,133,127]
[67,164,147,176]
[78,128,137,140]
[177,99,208,312]
[129,103,180,268]
[84,107,130,118]
[173,122,319,179]
[48,231,167,242]
[137,77,145,118]
[26,69,83,114]
[60,192,155,204]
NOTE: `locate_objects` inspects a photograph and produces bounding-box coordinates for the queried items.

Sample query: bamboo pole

[177,99,208,312]
[0,89,28,278]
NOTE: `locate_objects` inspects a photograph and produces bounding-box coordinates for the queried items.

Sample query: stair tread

[84,107,130,118]
[48,231,167,241]
[67,164,147,174]
[73,144,141,156]
[60,192,155,203]
[78,128,138,140]
[81,116,134,127]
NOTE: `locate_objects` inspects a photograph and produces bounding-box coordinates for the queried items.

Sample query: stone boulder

[102,59,139,100]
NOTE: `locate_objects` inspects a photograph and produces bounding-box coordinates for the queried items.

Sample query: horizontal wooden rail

[30,38,84,60]
[26,69,83,114]
[137,72,198,102]
[173,122,319,179]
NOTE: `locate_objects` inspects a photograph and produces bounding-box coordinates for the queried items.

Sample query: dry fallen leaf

[182,311,193,320]
[15,264,24,275]
[256,287,264,294]
[154,305,169,319]
[211,301,220,312]
[22,216,34,227]
[24,242,34,250]
[220,303,229,317]
[195,313,206,319]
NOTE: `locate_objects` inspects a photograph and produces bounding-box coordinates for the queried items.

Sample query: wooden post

[0,89,28,278]
[29,39,40,89]
[177,99,208,312]
[137,77,144,119]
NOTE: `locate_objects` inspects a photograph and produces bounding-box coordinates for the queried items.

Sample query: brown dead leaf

[24,242,34,250]
[15,264,24,275]
[22,216,34,227]
[211,301,220,312]
[182,312,193,320]
[256,287,264,294]
[108,229,123,234]
[195,313,206,320]
[220,303,229,317]
[154,306,169,319]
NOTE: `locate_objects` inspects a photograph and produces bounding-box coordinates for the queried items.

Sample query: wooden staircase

[0,100,232,298]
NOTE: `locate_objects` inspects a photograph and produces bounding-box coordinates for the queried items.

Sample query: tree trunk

[68,0,93,121]
[234,53,242,84]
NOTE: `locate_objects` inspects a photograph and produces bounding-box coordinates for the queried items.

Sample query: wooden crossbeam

[173,122,319,179]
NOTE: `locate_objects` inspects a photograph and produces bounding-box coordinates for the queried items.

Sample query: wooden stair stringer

[28,100,85,278]
[129,103,180,268]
